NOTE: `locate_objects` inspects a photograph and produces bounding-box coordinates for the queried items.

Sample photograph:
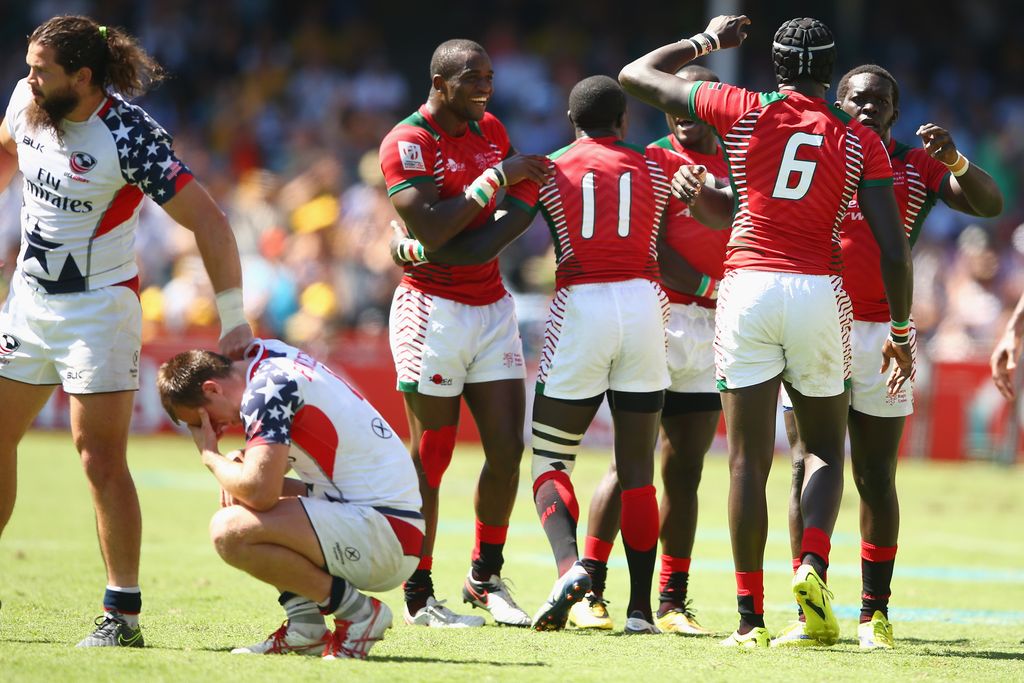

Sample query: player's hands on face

[219,449,245,507]
[671,165,707,204]
[916,123,958,165]
[706,15,751,50]
[990,330,1022,400]
[880,339,913,395]
[188,407,220,455]
[219,324,255,360]
[499,154,552,186]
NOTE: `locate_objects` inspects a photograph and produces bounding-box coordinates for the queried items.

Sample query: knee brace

[530,422,584,483]
[419,425,457,489]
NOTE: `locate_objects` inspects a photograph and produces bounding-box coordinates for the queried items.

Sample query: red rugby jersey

[842,139,950,321]
[645,135,730,307]
[690,82,893,275]
[379,105,510,305]
[506,136,670,289]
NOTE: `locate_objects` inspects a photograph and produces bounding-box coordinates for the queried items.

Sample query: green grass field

[1,431,1023,682]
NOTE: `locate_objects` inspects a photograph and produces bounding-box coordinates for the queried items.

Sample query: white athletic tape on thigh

[531,423,584,480]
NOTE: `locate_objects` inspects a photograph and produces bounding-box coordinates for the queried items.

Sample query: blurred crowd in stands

[0,0,1020,362]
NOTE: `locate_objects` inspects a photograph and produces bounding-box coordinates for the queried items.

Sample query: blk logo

[69,151,97,174]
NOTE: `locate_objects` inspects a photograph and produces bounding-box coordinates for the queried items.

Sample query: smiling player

[378,39,549,628]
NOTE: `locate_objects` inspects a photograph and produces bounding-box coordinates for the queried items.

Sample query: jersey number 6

[772,132,824,200]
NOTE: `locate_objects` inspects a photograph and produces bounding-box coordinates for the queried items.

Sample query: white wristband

[215,288,247,339]
[949,152,971,177]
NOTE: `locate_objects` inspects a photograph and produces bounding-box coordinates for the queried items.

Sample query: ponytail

[29,15,166,98]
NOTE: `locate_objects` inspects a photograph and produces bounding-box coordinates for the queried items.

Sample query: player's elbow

[417,234,447,252]
[976,194,1004,218]
[246,490,281,512]
[880,245,913,279]
[618,63,641,92]
[206,206,232,235]
[234,482,282,512]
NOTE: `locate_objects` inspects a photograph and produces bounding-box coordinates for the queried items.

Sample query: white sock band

[531,423,584,481]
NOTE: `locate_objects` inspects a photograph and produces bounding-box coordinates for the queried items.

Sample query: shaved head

[676,64,719,83]
[430,39,487,80]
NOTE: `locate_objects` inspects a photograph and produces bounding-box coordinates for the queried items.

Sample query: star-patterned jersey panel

[4,78,194,293]
[237,339,423,510]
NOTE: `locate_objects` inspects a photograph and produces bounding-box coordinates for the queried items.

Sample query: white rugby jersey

[242,339,421,512]
[5,79,194,294]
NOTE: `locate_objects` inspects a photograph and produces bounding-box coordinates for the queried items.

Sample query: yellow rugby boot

[858,610,895,649]
[567,592,613,630]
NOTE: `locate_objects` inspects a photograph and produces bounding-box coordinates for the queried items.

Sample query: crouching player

[156,339,423,660]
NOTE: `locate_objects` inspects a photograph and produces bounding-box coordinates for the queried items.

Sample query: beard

[26,86,79,143]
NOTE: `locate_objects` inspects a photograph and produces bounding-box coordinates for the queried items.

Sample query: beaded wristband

[465,166,506,207]
[396,239,427,264]
[696,274,719,299]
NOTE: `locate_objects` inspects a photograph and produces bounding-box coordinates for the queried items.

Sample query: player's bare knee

[208,507,248,561]
[418,424,457,489]
[78,450,131,486]
[853,463,896,501]
[483,435,524,479]
[662,448,704,489]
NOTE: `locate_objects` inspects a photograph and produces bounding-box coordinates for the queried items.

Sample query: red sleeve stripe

[174,172,195,194]
[93,184,144,238]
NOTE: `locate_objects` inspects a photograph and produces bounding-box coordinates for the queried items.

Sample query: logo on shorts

[398,141,426,171]
[333,543,361,564]
[69,151,97,174]
[430,373,452,386]
[371,417,393,439]
[0,333,20,355]
[503,352,523,368]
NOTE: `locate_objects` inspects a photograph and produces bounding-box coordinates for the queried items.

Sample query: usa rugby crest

[69,151,98,174]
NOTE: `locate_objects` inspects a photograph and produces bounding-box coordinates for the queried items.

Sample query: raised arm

[618,15,750,118]
[160,180,254,358]
[916,124,1003,218]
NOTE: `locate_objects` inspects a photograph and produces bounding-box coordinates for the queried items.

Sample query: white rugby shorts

[389,287,526,397]
[0,274,141,393]
[300,498,422,592]
[848,319,915,416]
[666,302,717,394]
[537,278,670,400]
[714,270,851,396]
[780,319,914,416]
